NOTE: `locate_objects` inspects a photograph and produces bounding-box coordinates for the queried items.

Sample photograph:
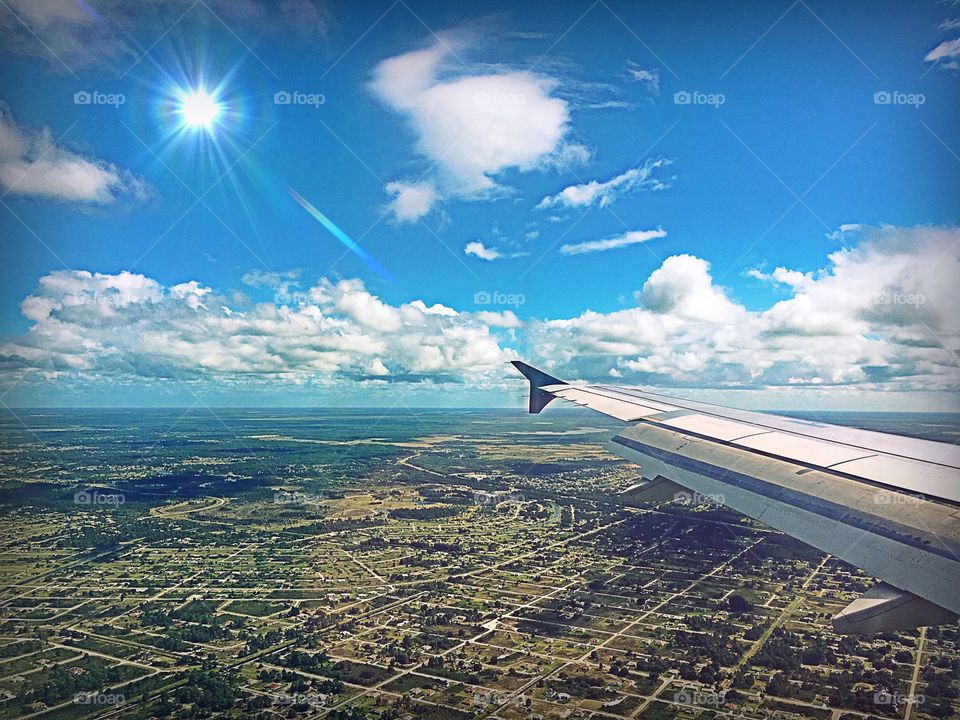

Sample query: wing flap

[832,583,958,634]
[658,413,772,442]
[828,454,960,502]
[732,431,876,467]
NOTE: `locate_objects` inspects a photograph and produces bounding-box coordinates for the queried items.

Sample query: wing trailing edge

[832,583,958,634]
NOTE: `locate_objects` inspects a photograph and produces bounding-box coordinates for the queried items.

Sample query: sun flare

[177,89,222,130]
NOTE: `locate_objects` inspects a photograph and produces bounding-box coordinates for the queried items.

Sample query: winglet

[511,361,565,414]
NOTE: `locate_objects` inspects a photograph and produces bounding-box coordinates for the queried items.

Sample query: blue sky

[0,0,958,408]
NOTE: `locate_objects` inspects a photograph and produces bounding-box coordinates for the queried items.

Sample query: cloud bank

[535,226,959,400]
[3,271,517,386]
[2,226,958,409]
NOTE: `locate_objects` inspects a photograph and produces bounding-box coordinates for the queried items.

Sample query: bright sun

[178,90,222,130]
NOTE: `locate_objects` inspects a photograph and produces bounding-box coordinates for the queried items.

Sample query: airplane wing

[511,360,960,634]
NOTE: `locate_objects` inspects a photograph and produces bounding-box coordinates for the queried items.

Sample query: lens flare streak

[288,189,394,283]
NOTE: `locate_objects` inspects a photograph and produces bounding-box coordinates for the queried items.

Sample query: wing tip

[510,360,565,414]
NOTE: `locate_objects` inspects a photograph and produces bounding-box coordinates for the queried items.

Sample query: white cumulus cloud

[384,180,439,223]
[639,254,744,324]
[464,241,501,261]
[0,107,147,204]
[370,36,586,220]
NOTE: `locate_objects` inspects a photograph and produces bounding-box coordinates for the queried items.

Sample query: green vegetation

[0,409,956,719]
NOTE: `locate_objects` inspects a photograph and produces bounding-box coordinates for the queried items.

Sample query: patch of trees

[24,663,131,707]
[672,629,740,666]
[138,599,231,643]
[384,635,420,665]
[828,666,900,714]
[800,635,837,666]
[728,594,753,613]
[246,629,283,653]
[173,669,238,712]
[0,639,42,656]
[752,628,801,672]
[327,708,369,720]
[282,649,332,673]
[548,673,616,700]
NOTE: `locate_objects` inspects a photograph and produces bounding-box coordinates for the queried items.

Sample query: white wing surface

[512,361,960,633]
